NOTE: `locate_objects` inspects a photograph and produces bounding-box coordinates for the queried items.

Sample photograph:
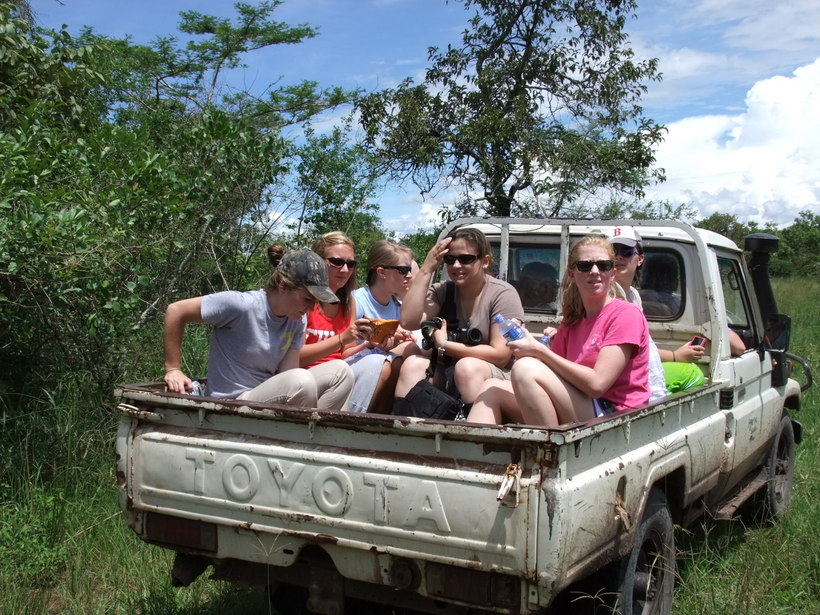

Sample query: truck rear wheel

[758,413,796,522]
[614,488,675,615]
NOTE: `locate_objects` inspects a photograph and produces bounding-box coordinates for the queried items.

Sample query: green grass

[0,278,817,614]
[672,277,820,615]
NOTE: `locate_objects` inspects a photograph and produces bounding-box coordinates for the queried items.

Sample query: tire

[758,414,796,523]
[268,583,309,615]
[613,489,676,615]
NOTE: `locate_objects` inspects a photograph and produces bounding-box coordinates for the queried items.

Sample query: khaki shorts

[486,361,512,381]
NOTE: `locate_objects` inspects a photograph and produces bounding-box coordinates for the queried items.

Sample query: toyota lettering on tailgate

[136,435,452,532]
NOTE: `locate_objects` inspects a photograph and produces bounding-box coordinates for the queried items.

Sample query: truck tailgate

[118,390,544,576]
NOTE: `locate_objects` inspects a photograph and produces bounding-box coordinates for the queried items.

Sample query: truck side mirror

[764,313,791,352]
[764,313,791,387]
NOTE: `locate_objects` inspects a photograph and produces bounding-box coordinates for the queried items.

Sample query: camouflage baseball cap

[278,249,339,304]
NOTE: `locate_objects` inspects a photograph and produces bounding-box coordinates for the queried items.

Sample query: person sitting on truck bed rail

[163,246,353,409]
[608,227,745,393]
[466,235,650,426]
[393,227,525,413]
[345,240,424,413]
[606,226,669,401]
[298,232,375,404]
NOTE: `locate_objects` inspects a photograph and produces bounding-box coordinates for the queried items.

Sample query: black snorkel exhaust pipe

[744,233,780,326]
[744,233,790,386]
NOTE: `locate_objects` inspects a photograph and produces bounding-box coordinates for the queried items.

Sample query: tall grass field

[1,278,817,615]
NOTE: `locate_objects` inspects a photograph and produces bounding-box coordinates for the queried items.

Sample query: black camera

[419,317,482,349]
[449,327,483,345]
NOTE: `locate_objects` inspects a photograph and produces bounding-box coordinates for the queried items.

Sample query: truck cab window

[639,251,685,320]
[507,245,561,313]
[717,255,756,348]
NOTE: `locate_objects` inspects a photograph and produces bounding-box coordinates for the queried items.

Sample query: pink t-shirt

[552,299,650,411]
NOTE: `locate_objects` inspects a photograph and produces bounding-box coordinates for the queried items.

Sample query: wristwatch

[437,340,447,355]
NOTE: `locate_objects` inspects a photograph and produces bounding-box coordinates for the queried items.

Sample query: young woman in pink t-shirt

[467,235,650,427]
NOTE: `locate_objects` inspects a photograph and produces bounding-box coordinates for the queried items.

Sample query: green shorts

[662,362,705,393]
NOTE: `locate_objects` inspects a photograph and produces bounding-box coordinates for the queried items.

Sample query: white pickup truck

[115,218,812,615]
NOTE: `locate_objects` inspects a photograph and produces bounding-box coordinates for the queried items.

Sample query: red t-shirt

[304,305,351,367]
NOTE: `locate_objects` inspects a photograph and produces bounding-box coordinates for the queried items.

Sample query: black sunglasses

[572,259,615,273]
[613,245,638,258]
[326,256,357,269]
[443,253,481,265]
[380,265,412,275]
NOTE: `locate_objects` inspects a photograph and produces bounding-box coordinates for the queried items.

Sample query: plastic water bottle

[539,334,551,347]
[492,314,525,342]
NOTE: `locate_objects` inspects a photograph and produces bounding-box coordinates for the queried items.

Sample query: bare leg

[394,354,431,398]
[367,357,402,413]
[453,356,494,404]
[511,357,593,425]
[467,379,522,425]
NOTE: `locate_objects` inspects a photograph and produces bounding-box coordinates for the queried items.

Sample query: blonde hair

[365,240,413,286]
[311,231,356,316]
[560,235,615,326]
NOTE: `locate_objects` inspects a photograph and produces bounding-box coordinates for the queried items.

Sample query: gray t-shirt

[428,276,524,345]
[200,289,305,398]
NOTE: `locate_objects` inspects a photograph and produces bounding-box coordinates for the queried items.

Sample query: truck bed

[116,379,732,613]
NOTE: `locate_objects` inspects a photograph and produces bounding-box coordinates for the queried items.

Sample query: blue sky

[30,0,820,232]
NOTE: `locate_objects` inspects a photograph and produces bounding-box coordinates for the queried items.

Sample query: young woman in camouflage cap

[162,245,353,410]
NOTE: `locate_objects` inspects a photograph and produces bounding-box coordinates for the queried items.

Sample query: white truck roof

[449,218,741,253]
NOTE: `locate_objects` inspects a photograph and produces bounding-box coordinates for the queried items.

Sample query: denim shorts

[593,398,616,417]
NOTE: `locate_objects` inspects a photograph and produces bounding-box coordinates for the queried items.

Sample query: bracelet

[165,367,182,374]
[672,350,676,362]
[437,340,447,355]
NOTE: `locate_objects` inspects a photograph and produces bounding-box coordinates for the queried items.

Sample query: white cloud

[682,0,819,54]
[380,194,449,235]
[629,0,820,114]
[646,59,820,226]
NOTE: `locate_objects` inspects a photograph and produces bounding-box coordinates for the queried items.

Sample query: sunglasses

[443,253,481,265]
[380,265,412,275]
[572,259,615,273]
[613,245,639,258]
[326,256,357,269]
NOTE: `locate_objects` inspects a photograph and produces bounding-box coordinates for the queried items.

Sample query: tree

[0,0,31,22]
[399,228,440,266]
[695,212,761,247]
[291,120,384,248]
[770,210,819,278]
[0,3,356,396]
[356,0,664,218]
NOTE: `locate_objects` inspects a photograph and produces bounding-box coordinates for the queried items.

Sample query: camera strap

[425,344,438,380]
[441,280,457,327]
[423,281,459,381]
